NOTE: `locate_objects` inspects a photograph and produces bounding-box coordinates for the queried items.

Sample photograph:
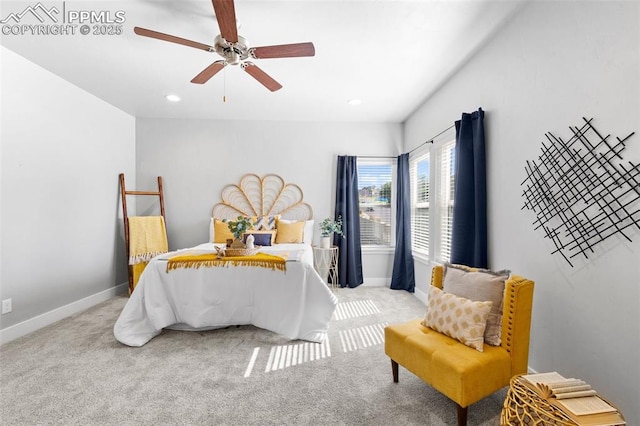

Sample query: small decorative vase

[320,236,331,249]
[231,238,245,249]
[245,234,255,249]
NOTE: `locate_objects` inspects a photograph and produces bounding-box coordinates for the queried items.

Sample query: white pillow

[278,219,314,245]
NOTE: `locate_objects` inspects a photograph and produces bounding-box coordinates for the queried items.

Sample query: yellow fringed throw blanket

[128,216,169,265]
[166,252,286,273]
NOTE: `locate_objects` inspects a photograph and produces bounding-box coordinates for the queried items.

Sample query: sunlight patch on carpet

[244,340,333,377]
[243,299,388,377]
[332,299,380,320]
[339,322,387,352]
[241,339,333,377]
[244,347,260,377]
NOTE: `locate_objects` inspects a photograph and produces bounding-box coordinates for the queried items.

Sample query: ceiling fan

[133,0,315,92]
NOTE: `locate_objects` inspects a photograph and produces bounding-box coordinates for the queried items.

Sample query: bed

[114,174,338,347]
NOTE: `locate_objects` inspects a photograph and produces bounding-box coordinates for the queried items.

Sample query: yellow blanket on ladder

[128,216,169,265]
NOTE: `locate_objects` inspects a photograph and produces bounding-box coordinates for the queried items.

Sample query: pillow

[250,215,280,231]
[275,219,305,243]
[304,220,314,245]
[212,218,235,244]
[277,219,314,244]
[442,263,510,346]
[243,230,276,246]
[423,286,493,352]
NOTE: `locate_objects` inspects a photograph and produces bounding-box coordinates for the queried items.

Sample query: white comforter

[114,243,338,347]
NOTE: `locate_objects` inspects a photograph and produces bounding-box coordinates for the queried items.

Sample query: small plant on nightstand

[319,216,344,248]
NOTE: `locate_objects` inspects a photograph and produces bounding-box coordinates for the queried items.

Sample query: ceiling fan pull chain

[223,66,227,103]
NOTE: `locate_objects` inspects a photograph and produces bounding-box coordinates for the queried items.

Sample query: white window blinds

[437,141,456,262]
[409,139,456,262]
[357,160,393,246]
[410,152,430,255]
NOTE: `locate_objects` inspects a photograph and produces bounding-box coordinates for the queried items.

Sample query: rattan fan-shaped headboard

[211,174,313,221]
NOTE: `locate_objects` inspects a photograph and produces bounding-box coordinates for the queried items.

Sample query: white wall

[404,1,639,423]
[136,118,401,284]
[0,47,136,340]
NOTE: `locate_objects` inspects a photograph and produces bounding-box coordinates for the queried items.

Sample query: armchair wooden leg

[456,404,468,426]
[391,359,399,383]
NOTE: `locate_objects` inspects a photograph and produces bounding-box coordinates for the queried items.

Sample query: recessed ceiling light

[165,94,181,102]
[347,98,362,106]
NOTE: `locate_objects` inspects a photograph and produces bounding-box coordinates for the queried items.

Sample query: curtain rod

[351,123,456,159]
[408,124,456,155]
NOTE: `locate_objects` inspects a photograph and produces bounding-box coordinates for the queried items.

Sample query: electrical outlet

[2,299,12,314]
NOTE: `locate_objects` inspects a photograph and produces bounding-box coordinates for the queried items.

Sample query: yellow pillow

[275,220,304,244]
[213,218,235,244]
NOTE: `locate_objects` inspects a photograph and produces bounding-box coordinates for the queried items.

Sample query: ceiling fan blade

[241,62,282,92]
[191,61,226,84]
[134,27,213,52]
[212,0,238,43]
[251,42,315,59]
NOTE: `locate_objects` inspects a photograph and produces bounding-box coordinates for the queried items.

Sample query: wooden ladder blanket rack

[119,173,166,294]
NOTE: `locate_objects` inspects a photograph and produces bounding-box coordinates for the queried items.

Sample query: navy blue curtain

[390,153,415,292]
[334,156,364,288]
[450,108,488,268]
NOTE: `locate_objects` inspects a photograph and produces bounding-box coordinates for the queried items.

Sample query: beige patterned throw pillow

[443,263,509,346]
[423,286,493,352]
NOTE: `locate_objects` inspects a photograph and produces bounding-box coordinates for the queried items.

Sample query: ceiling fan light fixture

[227,51,241,65]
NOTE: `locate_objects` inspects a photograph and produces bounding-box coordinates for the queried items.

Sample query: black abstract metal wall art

[521,117,639,267]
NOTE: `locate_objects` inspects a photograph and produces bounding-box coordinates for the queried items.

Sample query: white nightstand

[312,246,339,288]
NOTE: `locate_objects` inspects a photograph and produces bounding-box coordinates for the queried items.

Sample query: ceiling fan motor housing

[214,35,248,65]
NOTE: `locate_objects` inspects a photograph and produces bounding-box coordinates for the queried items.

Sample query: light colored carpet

[0,287,507,425]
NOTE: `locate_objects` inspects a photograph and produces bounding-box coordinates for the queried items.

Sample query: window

[410,140,456,262]
[438,141,456,262]
[357,159,394,247]
[410,152,430,255]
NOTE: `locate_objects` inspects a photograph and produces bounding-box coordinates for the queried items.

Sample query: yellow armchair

[384,265,534,426]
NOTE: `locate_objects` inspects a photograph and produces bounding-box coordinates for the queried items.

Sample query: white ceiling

[0,0,525,122]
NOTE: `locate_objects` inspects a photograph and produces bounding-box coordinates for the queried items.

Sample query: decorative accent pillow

[442,263,510,346]
[212,218,235,244]
[243,230,276,246]
[275,220,305,243]
[277,219,314,244]
[423,286,493,352]
[302,219,314,245]
[250,215,280,231]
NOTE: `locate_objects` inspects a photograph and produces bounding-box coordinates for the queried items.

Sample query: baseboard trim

[361,278,389,287]
[413,287,428,306]
[0,282,128,346]
[361,279,428,306]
